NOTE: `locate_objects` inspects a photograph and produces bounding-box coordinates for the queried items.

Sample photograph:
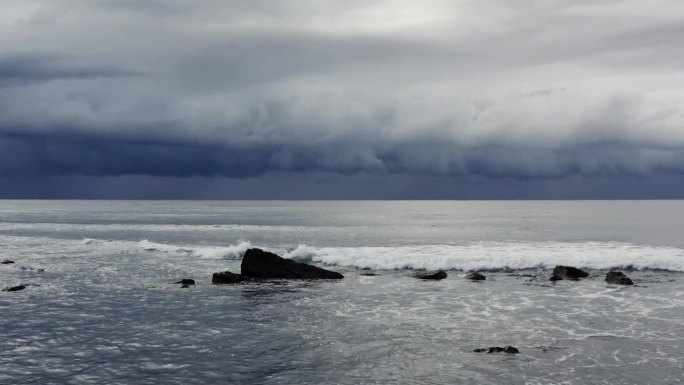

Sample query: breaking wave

[134,240,684,271]
[282,242,684,272]
[284,244,318,264]
[139,240,252,260]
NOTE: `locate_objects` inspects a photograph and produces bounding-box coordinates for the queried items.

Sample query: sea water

[1,200,683,384]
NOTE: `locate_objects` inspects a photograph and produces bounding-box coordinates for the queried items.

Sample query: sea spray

[265,242,684,272]
[132,240,684,271]
[283,244,319,264]
[138,240,252,260]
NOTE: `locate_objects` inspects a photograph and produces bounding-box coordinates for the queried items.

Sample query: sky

[1,0,684,199]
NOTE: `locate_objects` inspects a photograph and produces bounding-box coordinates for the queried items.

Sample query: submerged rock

[175,279,196,286]
[241,248,344,279]
[605,271,633,285]
[3,284,26,292]
[549,275,563,282]
[551,265,589,280]
[212,271,243,284]
[360,272,378,276]
[1,260,14,264]
[466,272,486,281]
[474,346,520,354]
[414,270,447,280]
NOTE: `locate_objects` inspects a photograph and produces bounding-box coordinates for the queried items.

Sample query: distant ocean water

[1,200,683,384]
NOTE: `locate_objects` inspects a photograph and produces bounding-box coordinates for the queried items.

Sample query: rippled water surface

[1,200,683,384]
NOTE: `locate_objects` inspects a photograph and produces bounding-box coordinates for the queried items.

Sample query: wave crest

[135,240,684,271]
[139,240,251,260]
[284,244,318,264]
[279,242,684,272]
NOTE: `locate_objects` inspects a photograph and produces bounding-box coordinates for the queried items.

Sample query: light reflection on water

[1,201,683,384]
[2,260,682,384]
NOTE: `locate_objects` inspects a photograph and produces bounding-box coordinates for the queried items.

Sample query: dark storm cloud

[1,0,684,197]
[4,172,684,200]
[0,131,270,178]
[0,54,141,87]
[2,127,683,182]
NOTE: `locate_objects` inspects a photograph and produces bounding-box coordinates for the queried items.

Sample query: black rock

[474,346,519,354]
[1,260,14,264]
[552,265,589,280]
[466,272,486,281]
[241,248,344,279]
[605,271,633,285]
[360,272,377,276]
[212,271,243,284]
[175,279,196,285]
[3,284,26,292]
[414,270,447,280]
[549,275,563,282]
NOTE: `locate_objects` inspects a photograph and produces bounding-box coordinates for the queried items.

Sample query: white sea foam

[282,242,684,271]
[191,242,252,260]
[83,239,684,271]
[138,240,251,260]
[284,244,318,264]
[142,362,189,370]
[139,240,194,253]
[134,239,684,271]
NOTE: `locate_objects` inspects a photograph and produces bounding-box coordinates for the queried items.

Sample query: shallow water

[1,201,683,384]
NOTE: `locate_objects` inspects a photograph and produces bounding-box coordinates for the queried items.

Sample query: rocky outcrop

[241,248,343,279]
[605,271,633,285]
[466,272,486,281]
[212,271,243,284]
[1,260,14,264]
[414,270,447,280]
[3,284,26,292]
[474,346,519,354]
[551,265,589,280]
[175,279,195,286]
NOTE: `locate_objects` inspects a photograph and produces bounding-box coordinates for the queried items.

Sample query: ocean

[1,200,683,384]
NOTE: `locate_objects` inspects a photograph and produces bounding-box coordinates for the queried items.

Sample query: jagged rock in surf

[414,270,447,280]
[605,271,633,285]
[551,265,589,280]
[466,272,486,281]
[175,279,196,286]
[212,271,243,284]
[474,346,520,354]
[3,284,26,292]
[241,248,344,279]
[1,260,14,264]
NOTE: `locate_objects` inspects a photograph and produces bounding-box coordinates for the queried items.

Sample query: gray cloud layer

[1,0,684,197]
[0,54,140,88]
